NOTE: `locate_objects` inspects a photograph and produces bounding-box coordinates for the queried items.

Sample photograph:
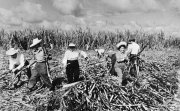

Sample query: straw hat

[30,38,42,48]
[6,48,19,55]
[116,41,127,48]
[68,43,76,47]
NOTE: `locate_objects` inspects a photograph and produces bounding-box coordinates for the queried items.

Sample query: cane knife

[42,44,52,83]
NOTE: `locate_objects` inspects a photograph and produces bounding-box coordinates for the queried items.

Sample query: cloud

[53,0,85,17]
[52,0,164,18]
[15,1,46,23]
[0,8,22,26]
[0,1,47,29]
[169,0,180,12]
[96,0,162,14]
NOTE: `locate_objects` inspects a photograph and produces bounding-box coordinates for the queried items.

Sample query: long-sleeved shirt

[9,54,25,70]
[95,49,105,55]
[33,47,45,62]
[127,42,140,55]
[108,51,128,62]
[115,51,128,62]
[62,50,87,67]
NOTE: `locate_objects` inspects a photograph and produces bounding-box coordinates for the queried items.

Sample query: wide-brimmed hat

[116,41,127,48]
[68,43,76,47]
[30,38,42,48]
[6,48,19,55]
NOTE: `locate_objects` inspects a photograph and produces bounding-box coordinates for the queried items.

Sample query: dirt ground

[0,47,180,111]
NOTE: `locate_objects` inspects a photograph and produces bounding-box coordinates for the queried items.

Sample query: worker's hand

[27,65,30,68]
[124,59,128,63]
[85,57,88,61]
[30,60,35,65]
[12,69,17,73]
[63,63,67,68]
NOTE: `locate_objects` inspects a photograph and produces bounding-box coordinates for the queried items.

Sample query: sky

[0,0,180,35]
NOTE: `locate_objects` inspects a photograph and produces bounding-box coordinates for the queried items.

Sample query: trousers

[14,60,31,86]
[66,60,80,83]
[28,62,52,89]
[114,62,126,85]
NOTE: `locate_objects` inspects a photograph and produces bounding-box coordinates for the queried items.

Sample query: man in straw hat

[62,43,88,83]
[107,41,128,85]
[28,38,52,91]
[6,48,31,89]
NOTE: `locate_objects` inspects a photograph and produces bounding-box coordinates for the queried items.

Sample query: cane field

[0,28,180,111]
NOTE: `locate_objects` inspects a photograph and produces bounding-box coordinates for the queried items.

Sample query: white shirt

[33,47,45,62]
[9,54,25,70]
[62,50,87,67]
[127,42,140,55]
[95,49,105,55]
[115,51,128,62]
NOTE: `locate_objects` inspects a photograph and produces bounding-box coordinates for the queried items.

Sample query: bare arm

[80,51,88,59]
[14,54,25,70]
[62,51,68,67]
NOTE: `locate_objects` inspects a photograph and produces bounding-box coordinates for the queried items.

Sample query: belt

[67,59,78,61]
[36,60,46,63]
[130,54,137,56]
[117,60,125,63]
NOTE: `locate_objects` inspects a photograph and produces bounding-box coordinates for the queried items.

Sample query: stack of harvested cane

[45,57,178,111]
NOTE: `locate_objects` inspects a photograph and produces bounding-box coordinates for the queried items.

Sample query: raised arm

[80,51,88,59]
[9,59,14,70]
[62,51,68,67]
[126,45,132,56]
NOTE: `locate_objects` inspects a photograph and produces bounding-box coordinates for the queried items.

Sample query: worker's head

[68,43,76,51]
[116,41,127,51]
[128,38,136,44]
[11,53,18,58]
[119,45,126,53]
[6,48,18,58]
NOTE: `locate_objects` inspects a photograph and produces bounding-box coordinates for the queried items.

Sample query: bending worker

[6,48,31,89]
[62,43,88,83]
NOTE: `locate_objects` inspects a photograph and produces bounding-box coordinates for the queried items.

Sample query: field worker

[85,44,90,50]
[108,42,128,85]
[95,48,105,58]
[28,38,52,91]
[126,37,140,62]
[62,43,88,83]
[6,48,31,89]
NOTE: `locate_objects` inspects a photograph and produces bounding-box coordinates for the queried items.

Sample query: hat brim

[116,43,127,49]
[30,40,42,48]
[6,50,18,55]
[69,45,76,47]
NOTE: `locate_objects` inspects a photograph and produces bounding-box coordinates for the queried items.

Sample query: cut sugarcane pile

[46,57,179,111]
[0,49,179,111]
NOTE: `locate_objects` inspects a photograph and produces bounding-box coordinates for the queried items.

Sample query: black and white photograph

[0,0,180,110]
